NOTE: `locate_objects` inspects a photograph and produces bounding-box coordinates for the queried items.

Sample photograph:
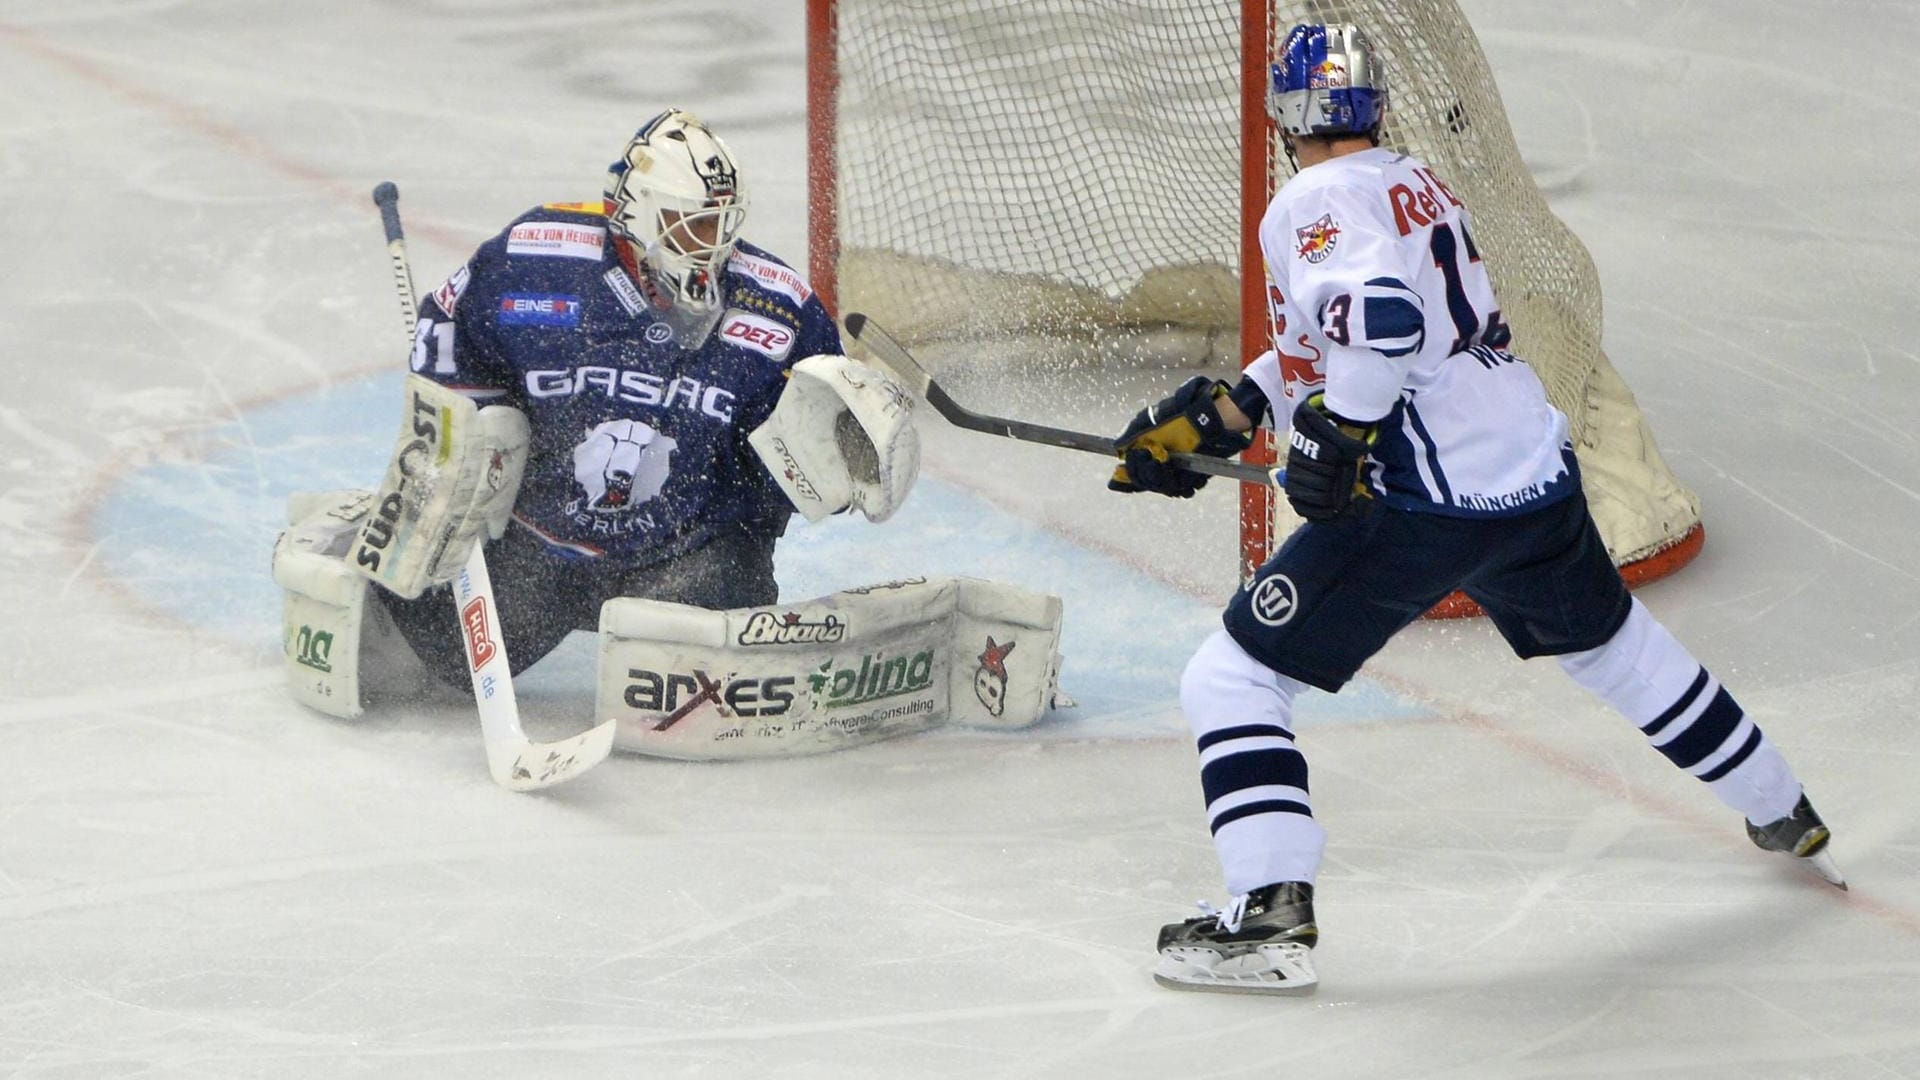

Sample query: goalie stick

[842,312,1282,488]
[370,181,616,792]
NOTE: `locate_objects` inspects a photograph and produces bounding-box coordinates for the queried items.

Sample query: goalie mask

[1269,24,1387,139]
[604,108,750,345]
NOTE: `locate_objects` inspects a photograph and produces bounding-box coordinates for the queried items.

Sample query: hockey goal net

[807,0,1704,611]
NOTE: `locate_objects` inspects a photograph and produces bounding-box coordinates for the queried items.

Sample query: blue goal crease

[90,371,1426,740]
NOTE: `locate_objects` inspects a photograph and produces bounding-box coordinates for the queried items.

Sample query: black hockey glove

[1109,376,1252,498]
[1284,394,1378,521]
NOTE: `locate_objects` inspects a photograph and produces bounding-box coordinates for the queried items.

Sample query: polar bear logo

[572,418,676,511]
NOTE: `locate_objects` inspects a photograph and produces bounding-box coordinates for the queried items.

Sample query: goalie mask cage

[807,0,1705,612]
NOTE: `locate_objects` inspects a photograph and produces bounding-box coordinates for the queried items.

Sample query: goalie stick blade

[843,312,1281,487]
[485,719,617,792]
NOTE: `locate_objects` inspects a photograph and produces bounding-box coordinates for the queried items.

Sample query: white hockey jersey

[1247,146,1576,518]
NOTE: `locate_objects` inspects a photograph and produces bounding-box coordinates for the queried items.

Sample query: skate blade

[1153,945,1318,997]
[1152,970,1318,997]
[1804,847,1849,890]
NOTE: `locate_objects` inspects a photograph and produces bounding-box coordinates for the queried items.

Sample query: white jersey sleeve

[1259,177,1421,422]
[1257,147,1575,519]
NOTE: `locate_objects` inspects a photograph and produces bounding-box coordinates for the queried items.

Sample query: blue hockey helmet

[1269,24,1387,138]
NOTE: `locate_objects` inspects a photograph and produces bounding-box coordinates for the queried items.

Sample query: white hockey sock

[1557,598,1801,824]
[1181,630,1327,895]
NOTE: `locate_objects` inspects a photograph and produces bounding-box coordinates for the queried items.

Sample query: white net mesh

[831,1,1241,343]
[823,0,1703,570]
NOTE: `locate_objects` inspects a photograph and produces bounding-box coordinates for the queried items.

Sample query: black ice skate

[1153,881,1318,995]
[1747,794,1847,890]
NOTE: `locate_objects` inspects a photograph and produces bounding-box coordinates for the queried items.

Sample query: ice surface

[2,2,1917,1077]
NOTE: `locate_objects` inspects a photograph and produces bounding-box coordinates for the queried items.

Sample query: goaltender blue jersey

[1249,147,1576,518]
[410,201,840,564]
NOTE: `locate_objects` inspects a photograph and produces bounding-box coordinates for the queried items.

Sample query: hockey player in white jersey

[1108,23,1844,996]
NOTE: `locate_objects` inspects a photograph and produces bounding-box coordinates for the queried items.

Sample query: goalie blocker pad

[353,373,530,600]
[748,354,919,524]
[597,576,1062,759]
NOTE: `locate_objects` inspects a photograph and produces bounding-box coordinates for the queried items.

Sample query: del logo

[809,649,936,708]
[973,637,1015,717]
[293,624,334,673]
[461,597,498,667]
[737,610,847,646]
[719,310,795,360]
[498,293,582,327]
[1295,214,1340,263]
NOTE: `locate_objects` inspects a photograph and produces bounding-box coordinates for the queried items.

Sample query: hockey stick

[842,313,1283,487]
[371,181,616,792]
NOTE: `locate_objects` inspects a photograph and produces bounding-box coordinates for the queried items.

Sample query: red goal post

[807,0,1705,614]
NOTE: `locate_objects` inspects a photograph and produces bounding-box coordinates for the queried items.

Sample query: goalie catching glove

[1284,393,1378,521]
[749,354,920,523]
[1109,376,1252,498]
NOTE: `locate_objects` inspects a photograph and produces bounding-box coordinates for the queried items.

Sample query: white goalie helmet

[604,109,750,341]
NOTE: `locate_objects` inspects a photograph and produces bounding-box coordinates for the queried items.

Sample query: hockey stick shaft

[370,182,614,791]
[843,313,1282,487]
[373,182,419,337]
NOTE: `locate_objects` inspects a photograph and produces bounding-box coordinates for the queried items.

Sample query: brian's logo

[737,611,847,646]
[570,418,676,512]
[973,637,1015,717]
[1295,214,1341,263]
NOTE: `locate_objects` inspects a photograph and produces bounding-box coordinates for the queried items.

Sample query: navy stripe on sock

[1200,747,1309,807]
[1653,687,1744,770]
[1209,799,1313,835]
[1697,725,1763,783]
[1642,667,1710,737]
[1196,722,1293,753]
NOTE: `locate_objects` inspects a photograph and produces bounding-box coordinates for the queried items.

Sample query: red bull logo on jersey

[1388,166,1465,236]
[1295,214,1341,263]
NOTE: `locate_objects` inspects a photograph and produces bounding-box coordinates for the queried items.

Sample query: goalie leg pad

[274,491,376,718]
[748,354,919,523]
[352,374,530,600]
[596,576,1062,759]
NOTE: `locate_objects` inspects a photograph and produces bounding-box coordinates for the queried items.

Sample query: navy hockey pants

[1224,490,1634,694]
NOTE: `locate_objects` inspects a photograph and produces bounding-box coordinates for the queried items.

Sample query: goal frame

[806,0,1705,615]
